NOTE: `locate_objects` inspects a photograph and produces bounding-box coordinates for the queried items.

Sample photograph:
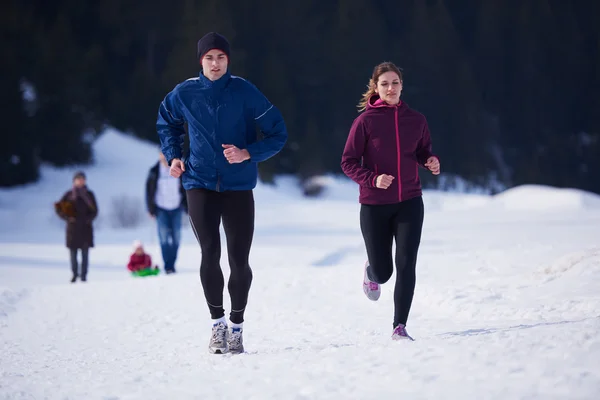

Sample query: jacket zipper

[394,107,402,201]
[215,104,221,192]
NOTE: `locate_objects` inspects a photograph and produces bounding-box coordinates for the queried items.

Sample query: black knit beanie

[197,32,230,61]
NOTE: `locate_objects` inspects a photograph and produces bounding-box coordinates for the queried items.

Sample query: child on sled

[127,240,159,276]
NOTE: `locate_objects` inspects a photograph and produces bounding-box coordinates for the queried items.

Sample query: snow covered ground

[1,129,600,399]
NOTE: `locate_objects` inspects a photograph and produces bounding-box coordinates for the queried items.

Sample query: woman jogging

[341,61,440,341]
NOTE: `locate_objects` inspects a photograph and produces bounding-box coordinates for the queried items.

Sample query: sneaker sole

[363,286,381,301]
[363,262,380,301]
[392,334,415,341]
[209,347,229,354]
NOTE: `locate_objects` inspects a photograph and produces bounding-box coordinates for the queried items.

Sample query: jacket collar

[367,94,404,110]
[198,70,231,90]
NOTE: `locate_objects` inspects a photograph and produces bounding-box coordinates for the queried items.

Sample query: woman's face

[375,71,402,105]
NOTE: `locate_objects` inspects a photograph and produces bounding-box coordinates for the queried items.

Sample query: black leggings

[187,188,254,324]
[360,196,424,328]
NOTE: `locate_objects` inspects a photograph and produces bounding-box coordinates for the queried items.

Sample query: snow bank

[491,184,600,211]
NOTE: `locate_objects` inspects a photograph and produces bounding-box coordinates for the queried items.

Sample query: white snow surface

[1,128,600,399]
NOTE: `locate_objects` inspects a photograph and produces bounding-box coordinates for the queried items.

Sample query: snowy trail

[1,130,600,399]
[2,209,600,400]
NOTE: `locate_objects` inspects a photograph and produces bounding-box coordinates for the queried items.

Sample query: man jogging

[156,32,287,354]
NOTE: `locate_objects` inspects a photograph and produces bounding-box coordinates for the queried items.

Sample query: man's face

[201,49,228,81]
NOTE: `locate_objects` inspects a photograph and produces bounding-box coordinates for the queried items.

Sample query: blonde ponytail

[357,79,376,112]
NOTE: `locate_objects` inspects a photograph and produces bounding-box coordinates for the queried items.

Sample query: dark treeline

[2,0,599,193]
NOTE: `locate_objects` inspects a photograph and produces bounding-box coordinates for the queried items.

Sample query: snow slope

[1,129,600,399]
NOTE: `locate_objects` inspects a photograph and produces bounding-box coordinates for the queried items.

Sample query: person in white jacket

[145,151,187,274]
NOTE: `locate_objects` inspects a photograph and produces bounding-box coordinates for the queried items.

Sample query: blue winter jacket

[156,70,288,192]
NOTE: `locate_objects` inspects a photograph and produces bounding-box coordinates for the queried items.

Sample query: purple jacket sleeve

[416,119,439,167]
[341,117,378,188]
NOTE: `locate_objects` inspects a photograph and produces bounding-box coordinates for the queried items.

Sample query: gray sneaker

[363,261,381,301]
[209,321,229,354]
[227,327,244,354]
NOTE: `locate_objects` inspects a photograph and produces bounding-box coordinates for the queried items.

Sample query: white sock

[212,316,227,327]
[230,321,243,330]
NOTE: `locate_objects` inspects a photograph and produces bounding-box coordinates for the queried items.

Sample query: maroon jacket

[341,96,437,205]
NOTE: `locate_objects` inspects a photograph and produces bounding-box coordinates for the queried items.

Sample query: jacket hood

[366,94,405,110]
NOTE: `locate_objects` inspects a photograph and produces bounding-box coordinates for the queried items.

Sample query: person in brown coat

[54,171,98,282]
